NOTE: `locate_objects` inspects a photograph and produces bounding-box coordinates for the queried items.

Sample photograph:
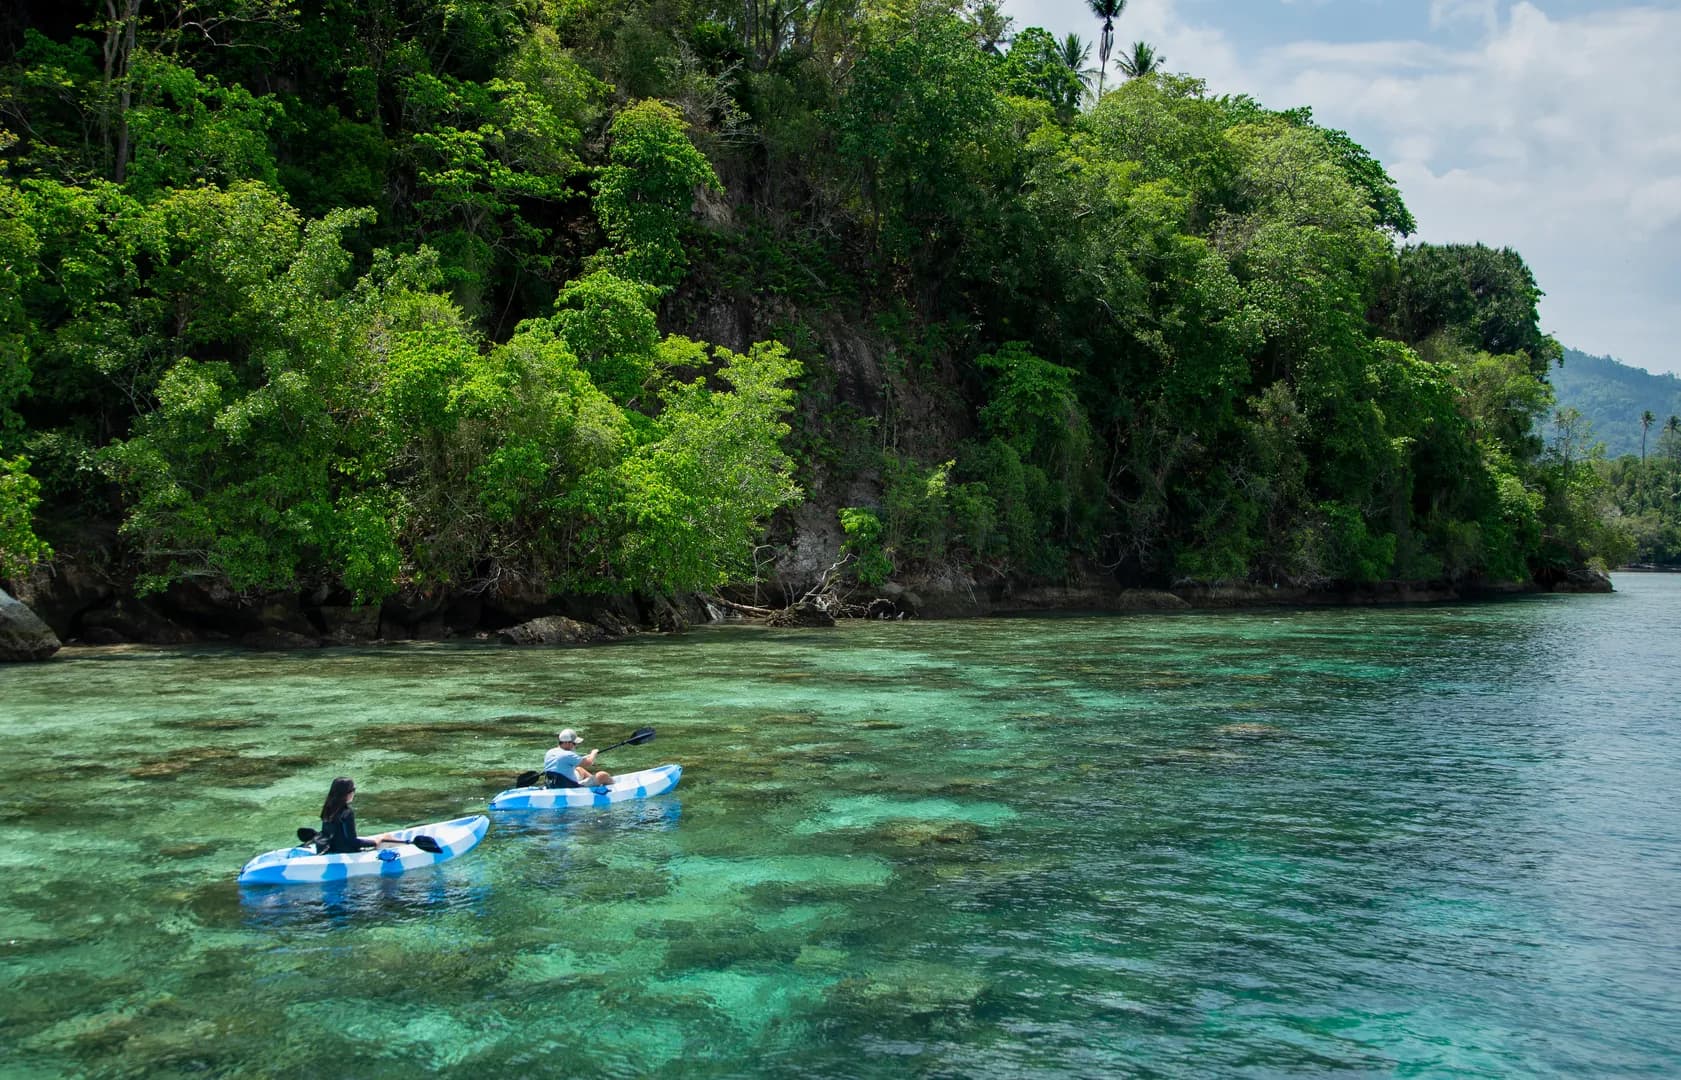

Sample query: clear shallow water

[3,576,1679,1078]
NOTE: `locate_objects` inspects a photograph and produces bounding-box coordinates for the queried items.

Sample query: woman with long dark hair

[317,777,393,854]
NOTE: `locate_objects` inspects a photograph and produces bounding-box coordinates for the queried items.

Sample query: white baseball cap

[557,729,580,744]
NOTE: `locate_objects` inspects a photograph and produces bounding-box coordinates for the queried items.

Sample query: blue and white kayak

[236,814,490,885]
[488,763,681,810]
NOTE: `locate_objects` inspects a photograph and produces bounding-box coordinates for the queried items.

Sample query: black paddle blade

[600,726,656,752]
[298,825,438,854]
[514,770,541,788]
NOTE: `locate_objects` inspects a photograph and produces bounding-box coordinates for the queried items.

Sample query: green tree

[835,13,1010,280]
[1057,32,1096,101]
[402,67,589,315]
[1002,28,1084,115]
[0,456,51,577]
[120,52,281,196]
[1116,40,1163,78]
[563,340,803,592]
[1373,243,1554,374]
[593,99,721,290]
[552,270,663,404]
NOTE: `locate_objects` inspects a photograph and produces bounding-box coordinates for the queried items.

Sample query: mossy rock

[873,819,984,847]
[1213,722,1285,739]
[157,841,219,858]
[127,746,250,781]
[794,945,852,970]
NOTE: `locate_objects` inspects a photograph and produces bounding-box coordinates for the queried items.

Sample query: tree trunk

[110,0,141,184]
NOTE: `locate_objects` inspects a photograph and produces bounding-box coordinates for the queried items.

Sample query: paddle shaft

[296,826,442,854]
[598,727,655,753]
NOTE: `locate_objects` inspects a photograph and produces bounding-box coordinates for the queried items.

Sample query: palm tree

[1086,0,1126,100]
[1642,409,1656,465]
[1117,40,1164,79]
[1057,32,1098,101]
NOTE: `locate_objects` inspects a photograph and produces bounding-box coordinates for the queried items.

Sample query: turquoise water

[3,576,1679,1077]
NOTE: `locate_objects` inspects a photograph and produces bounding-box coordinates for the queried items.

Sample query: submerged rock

[875,819,984,846]
[0,588,61,662]
[1213,722,1285,739]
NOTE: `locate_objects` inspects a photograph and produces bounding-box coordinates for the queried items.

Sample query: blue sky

[1000,0,1681,375]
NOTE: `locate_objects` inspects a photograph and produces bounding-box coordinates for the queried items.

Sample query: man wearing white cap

[543,729,612,789]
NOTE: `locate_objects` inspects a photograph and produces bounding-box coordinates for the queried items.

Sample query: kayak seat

[544,771,584,789]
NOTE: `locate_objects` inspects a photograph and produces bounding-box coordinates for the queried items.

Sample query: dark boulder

[497,615,606,646]
[79,599,196,645]
[158,578,250,631]
[1,588,62,661]
[592,611,638,638]
[378,586,450,638]
[240,628,323,650]
[4,557,114,639]
[1551,567,1614,593]
[645,595,691,632]
[317,604,381,643]
[481,578,554,626]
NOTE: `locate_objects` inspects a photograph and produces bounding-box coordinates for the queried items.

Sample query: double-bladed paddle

[513,725,656,788]
[296,826,443,854]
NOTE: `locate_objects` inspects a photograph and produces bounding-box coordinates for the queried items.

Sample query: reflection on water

[239,863,495,930]
[489,794,684,839]
[3,578,1680,1077]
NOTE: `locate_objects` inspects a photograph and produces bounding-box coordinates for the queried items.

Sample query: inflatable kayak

[489,763,681,810]
[237,814,489,885]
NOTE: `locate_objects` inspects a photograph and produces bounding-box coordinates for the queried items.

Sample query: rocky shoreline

[0,556,1614,663]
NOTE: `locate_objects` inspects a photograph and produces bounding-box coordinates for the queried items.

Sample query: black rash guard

[319,808,378,854]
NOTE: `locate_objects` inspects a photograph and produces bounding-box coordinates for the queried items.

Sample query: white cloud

[1627,177,1681,232]
[1430,0,1500,34]
[1002,0,1681,374]
[1243,2,1681,371]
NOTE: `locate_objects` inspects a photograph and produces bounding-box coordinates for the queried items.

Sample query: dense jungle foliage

[1551,348,1681,459]
[1538,349,1681,566]
[0,0,1629,604]
[1596,425,1681,566]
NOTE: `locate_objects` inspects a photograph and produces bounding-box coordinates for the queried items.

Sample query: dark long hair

[321,777,356,822]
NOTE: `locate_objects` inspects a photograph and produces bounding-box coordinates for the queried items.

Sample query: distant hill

[1547,348,1681,459]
